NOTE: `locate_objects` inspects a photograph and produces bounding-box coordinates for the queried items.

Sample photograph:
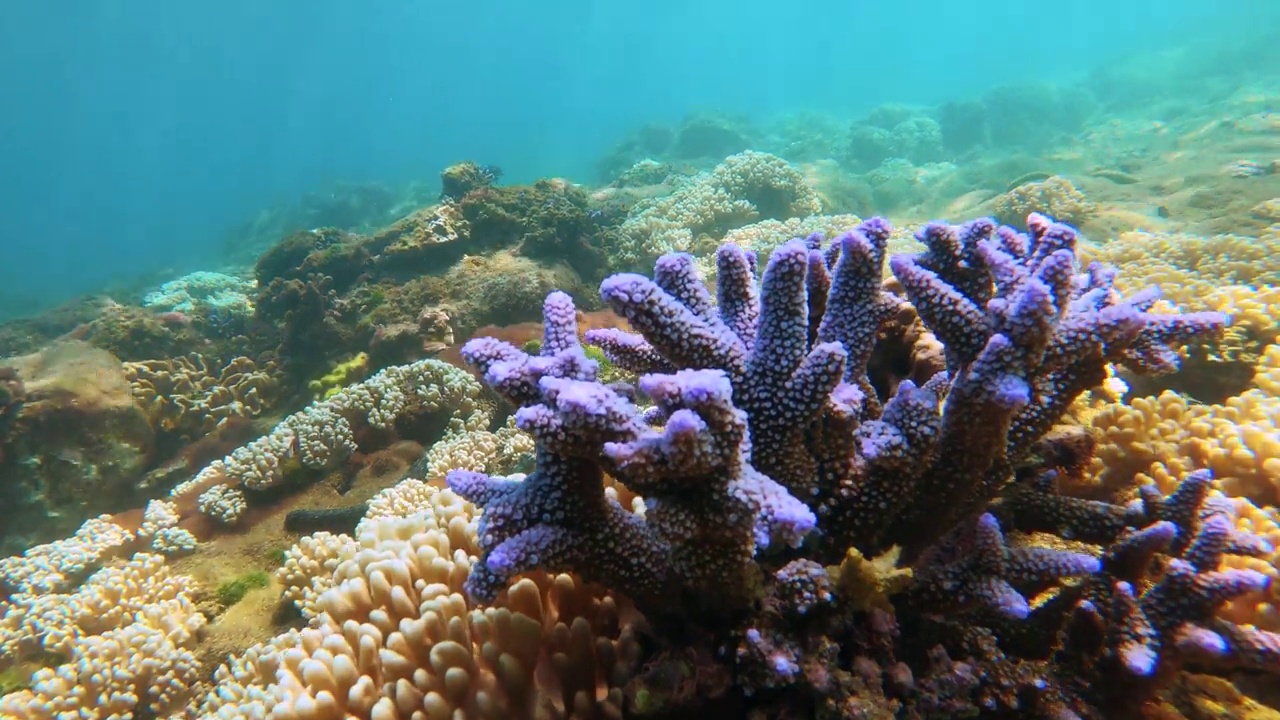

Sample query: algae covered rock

[0,341,154,554]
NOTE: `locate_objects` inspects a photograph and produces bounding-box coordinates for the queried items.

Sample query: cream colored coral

[169,459,227,501]
[194,481,632,719]
[330,358,489,434]
[419,417,534,483]
[0,553,205,719]
[275,531,354,619]
[0,516,133,595]
[137,499,196,555]
[1,618,202,719]
[151,527,198,556]
[361,479,479,529]
[275,482,478,620]
[139,499,181,539]
[288,406,357,468]
[198,484,248,525]
[193,359,489,508]
[614,150,824,267]
[1,552,199,659]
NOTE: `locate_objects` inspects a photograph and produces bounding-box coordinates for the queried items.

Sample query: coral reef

[843,114,944,170]
[442,213,1274,717]
[995,175,1097,228]
[81,301,201,362]
[439,160,501,200]
[193,479,641,718]
[0,553,205,719]
[124,354,279,438]
[1,59,1279,718]
[372,177,609,281]
[169,357,489,525]
[0,342,154,554]
[143,271,255,318]
[611,150,824,268]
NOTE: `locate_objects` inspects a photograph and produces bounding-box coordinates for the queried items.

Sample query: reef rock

[0,341,153,554]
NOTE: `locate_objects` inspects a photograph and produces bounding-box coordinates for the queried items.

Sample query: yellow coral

[828,546,913,613]
[1087,345,1280,629]
[308,352,370,400]
[994,176,1095,227]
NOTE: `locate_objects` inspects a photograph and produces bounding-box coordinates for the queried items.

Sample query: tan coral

[123,354,279,436]
[196,480,637,719]
[614,150,823,267]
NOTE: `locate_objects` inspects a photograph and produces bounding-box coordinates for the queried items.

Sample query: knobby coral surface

[445,213,1277,716]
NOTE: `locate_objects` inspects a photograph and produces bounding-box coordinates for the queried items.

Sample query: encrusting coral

[444,212,1277,716]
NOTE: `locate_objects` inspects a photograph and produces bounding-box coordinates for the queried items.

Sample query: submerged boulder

[0,341,153,554]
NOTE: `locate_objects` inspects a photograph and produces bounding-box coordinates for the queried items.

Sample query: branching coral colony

[449,213,1280,718]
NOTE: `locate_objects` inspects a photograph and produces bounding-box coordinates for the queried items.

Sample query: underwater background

[1,1,1280,718]
[1,0,1276,317]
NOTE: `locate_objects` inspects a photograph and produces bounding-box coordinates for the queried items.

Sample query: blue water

[0,0,1273,316]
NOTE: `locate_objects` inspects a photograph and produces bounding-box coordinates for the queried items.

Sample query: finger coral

[0,553,205,719]
[170,358,489,525]
[442,212,1277,717]
[193,479,639,719]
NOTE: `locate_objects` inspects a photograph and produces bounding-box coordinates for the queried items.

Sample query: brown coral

[123,354,279,437]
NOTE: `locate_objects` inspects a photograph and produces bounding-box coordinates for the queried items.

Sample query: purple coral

[596,214,1222,558]
[448,292,814,618]
[1058,470,1278,681]
[448,214,1251,711]
[910,513,1100,620]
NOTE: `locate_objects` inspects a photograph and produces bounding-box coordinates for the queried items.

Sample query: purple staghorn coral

[585,214,1224,558]
[994,469,1280,704]
[447,214,1271,716]
[448,291,813,618]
